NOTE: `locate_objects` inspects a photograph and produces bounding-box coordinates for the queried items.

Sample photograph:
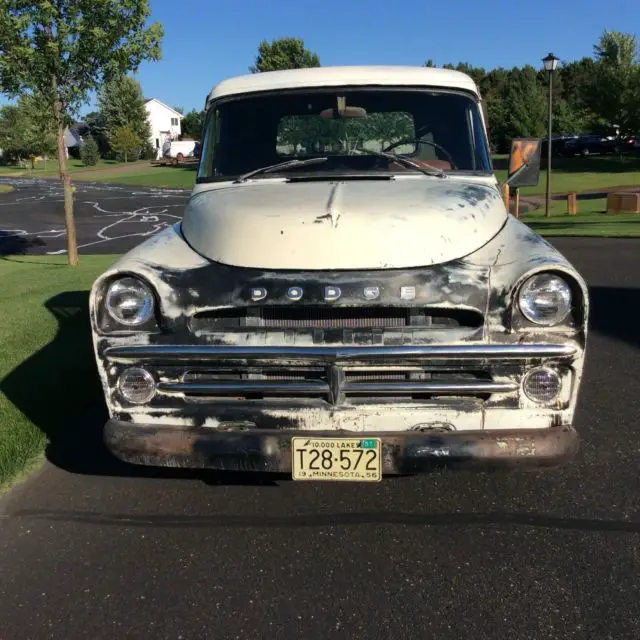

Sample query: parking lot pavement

[0,177,190,256]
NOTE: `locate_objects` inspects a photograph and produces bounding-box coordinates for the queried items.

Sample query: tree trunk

[53,97,79,266]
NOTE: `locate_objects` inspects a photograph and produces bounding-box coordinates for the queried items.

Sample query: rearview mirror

[506,138,542,187]
[319,106,368,119]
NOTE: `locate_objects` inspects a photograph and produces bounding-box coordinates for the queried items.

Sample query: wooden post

[513,188,520,218]
[567,191,577,215]
[501,182,510,211]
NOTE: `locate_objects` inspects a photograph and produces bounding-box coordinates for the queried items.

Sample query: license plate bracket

[291,437,382,482]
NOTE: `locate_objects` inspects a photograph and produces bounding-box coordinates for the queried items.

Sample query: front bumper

[104,421,579,474]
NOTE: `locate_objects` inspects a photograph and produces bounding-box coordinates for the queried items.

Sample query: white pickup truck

[90,65,589,482]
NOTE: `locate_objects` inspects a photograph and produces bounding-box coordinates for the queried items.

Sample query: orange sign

[509,139,540,177]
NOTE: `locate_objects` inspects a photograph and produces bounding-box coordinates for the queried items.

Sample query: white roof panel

[207,65,479,104]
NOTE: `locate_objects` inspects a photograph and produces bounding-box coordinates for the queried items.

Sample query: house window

[171,117,178,126]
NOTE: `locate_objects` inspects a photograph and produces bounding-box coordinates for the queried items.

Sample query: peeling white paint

[181,178,507,270]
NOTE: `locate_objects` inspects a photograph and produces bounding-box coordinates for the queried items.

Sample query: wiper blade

[233,157,329,183]
[354,149,446,178]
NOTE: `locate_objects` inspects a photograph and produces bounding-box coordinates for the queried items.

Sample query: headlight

[105,277,155,326]
[518,273,572,326]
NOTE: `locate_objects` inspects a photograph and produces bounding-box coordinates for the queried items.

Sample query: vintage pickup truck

[89,66,589,481]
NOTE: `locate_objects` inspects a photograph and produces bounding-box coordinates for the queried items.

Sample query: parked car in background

[540,134,579,158]
[161,139,197,164]
[621,134,640,152]
[563,133,618,156]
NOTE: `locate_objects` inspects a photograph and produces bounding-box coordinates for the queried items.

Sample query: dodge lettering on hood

[90,66,588,482]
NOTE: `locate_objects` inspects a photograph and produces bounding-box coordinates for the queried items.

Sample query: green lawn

[0,157,121,177]
[2,153,640,194]
[0,255,117,490]
[494,154,640,196]
[520,197,640,236]
[0,157,198,189]
[0,184,14,193]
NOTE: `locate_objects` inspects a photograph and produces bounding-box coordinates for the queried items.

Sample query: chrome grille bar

[159,381,329,395]
[106,343,577,364]
[344,381,518,394]
[158,379,516,397]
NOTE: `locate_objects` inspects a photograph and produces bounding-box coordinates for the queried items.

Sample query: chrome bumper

[104,421,580,474]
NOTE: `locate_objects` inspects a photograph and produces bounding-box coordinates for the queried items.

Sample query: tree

[109,126,141,163]
[181,109,204,140]
[172,106,184,114]
[250,37,320,73]
[588,30,640,132]
[80,135,99,166]
[503,66,548,141]
[84,111,110,158]
[0,94,56,167]
[0,1,163,266]
[98,74,154,161]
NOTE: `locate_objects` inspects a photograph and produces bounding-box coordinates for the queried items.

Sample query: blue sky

[132,0,638,114]
[2,0,639,115]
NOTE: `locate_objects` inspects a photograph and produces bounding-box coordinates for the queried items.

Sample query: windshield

[197,87,492,182]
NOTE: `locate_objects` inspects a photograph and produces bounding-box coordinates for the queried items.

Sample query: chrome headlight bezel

[517,272,572,327]
[105,276,156,327]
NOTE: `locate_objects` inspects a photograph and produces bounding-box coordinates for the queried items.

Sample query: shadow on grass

[0,291,274,486]
[0,231,46,256]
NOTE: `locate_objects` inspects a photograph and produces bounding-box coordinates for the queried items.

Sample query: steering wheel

[382,138,458,170]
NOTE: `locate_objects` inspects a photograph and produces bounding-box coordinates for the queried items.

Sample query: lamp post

[543,52,559,217]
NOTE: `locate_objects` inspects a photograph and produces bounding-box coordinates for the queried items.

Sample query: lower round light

[118,368,156,404]
[523,367,561,403]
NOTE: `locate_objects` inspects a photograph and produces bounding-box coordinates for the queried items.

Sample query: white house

[144,98,183,160]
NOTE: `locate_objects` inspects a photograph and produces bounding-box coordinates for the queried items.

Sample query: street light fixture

[543,52,559,217]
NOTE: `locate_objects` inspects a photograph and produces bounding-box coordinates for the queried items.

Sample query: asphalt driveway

[0,179,638,639]
[0,177,190,256]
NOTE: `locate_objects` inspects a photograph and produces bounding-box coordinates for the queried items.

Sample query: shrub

[80,135,99,166]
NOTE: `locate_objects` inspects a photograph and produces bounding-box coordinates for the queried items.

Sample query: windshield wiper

[352,149,446,178]
[233,157,329,184]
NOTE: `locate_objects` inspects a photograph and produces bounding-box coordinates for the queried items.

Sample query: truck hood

[181,178,507,270]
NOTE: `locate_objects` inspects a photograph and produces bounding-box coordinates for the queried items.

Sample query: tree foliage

[0,94,56,166]
[425,29,640,152]
[84,111,110,158]
[98,74,154,160]
[250,37,320,73]
[80,135,99,166]
[109,126,141,163]
[0,0,164,265]
[181,109,204,140]
[588,31,640,131]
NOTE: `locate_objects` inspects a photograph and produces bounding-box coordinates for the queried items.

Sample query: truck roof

[206,65,480,105]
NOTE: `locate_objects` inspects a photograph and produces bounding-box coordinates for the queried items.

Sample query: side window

[197,107,219,179]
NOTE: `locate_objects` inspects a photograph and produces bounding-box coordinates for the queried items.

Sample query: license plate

[291,437,382,482]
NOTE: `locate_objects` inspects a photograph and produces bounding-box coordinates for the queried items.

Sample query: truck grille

[158,365,514,404]
[190,306,483,332]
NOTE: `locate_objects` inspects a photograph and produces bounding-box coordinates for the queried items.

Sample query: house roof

[144,98,184,118]
[206,65,480,105]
